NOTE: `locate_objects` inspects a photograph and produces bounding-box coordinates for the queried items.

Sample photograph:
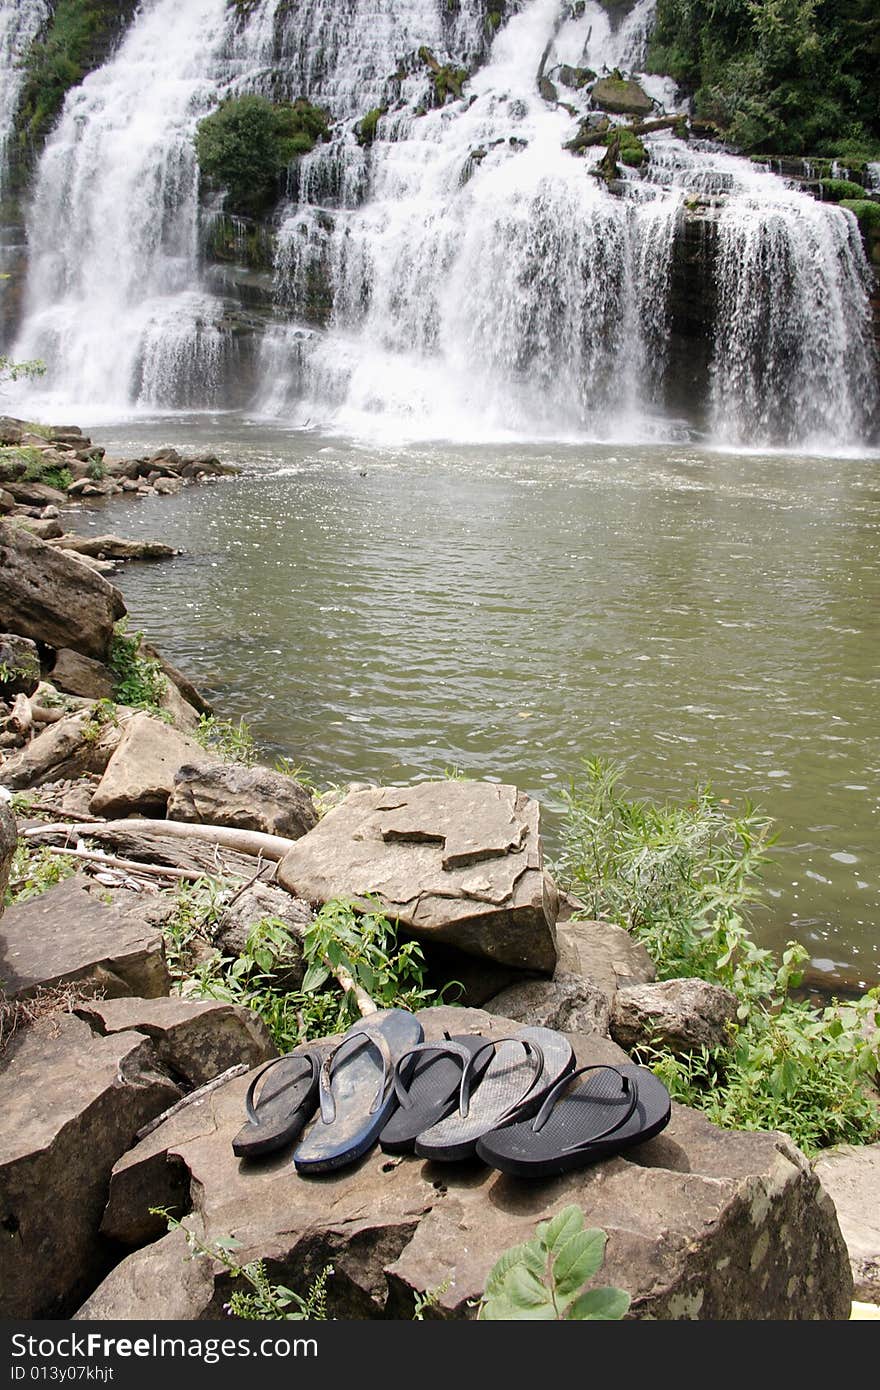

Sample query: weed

[108,622,167,712]
[478,1207,630,1320]
[194,714,258,765]
[4,844,76,908]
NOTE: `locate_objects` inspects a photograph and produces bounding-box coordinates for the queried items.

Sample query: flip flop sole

[294,1008,424,1174]
[475,1065,671,1177]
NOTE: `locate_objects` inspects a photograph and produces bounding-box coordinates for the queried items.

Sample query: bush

[356,107,387,147]
[820,178,866,201]
[195,95,329,216]
[840,199,880,234]
[107,622,167,711]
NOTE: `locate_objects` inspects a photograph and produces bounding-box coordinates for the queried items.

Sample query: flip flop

[231,1049,322,1159]
[293,1007,424,1174]
[378,1033,496,1155]
[413,1026,575,1163]
[475,1062,672,1177]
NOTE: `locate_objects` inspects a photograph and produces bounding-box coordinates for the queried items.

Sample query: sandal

[232,1049,322,1159]
[379,1033,495,1155]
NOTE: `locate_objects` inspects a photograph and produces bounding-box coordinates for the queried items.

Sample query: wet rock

[0,706,124,789]
[591,76,654,117]
[168,762,318,840]
[277,782,558,973]
[0,633,42,698]
[50,648,115,701]
[611,978,738,1055]
[82,1006,852,1321]
[814,1143,880,1302]
[484,969,611,1035]
[0,520,126,661]
[90,712,216,817]
[51,534,178,562]
[0,874,171,1000]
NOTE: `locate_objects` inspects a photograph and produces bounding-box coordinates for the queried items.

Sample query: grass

[194,714,258,765]
[4,843,77,909]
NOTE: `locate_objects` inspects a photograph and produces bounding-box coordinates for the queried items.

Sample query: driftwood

[9,694,32,739]
[566,114,686,154]
[31,706,67,725]
[38,842,212,884]
[135,1064,250,1141]
[24,817,296,861]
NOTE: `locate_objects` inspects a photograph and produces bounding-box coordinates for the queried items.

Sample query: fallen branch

[334,962,378,1017]
[9,694,32,739]
[134,1064,250,1141]
[24,818,296,861]
[566,114,686,153]
[39,843,212,884]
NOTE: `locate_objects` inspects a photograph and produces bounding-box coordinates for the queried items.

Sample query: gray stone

[0,1013,181,1318]
[51,648,115,700]
[51,535,177,562]
[90,712,216,817]
[0,633,41,697]
[555,910,656,1007]
[0,800,16,911]
[277,782,558,973]
[0,520,126,661]
[82,1005,852,1321]
[611,977,739,1055]
[0,874,171,1000]
[484,969,611,1035]
[591,76,654,116]
[215,880,309,990]
[814,1143,880,1303]
[0,706,124,789]
[169,762,318,840]
[3,480,68,508]
[10,516,64,541]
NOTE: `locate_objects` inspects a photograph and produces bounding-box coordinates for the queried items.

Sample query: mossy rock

[557,65,596,91]
[591,77,653,118]
[820,178,867,202]
[356,107,387,147]
[840,199,880,255]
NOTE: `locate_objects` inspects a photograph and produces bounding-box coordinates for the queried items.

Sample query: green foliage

[85,457,106,481]
[840,199,880,234]
[418,47,468,105]
[609,127,649,167]
[4,844,76,908]
[819,178,866,200]
[22,457,72,492]
[300,898,440,1022]
[356,107,387,147]
[194,714,258,765]
[108,623,167,712]
[647,0,880,155]
[556,760,880,1154]
[154,1210,332,1320]
[81,697,119,743]
[195,95,330,215]
[0,357,46,389]
[478,1207,630,1320]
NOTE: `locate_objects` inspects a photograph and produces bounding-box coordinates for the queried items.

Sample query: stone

[153,478,182,496]
[0,874,171,1000]
[0,520,126,661]
[0,706,124,789]
[484,969,612,1035]
[814,1143,880,1302]
[3,480,68,508]
[168,762,318,840]
[142,643,213,716]
[611,978,739,1055]
[0,489,14,513]
[555,910,656,1008]
[0,800,16,911]
[51,534,178,561]
[90,712,216,817]
[277,782,558,973]
[156,677,201,732]
[76,995,276,1090]
[591,77,654,117]
[0,1013,181,1318]
[0,633,42,697]
[83,1005,852,1320]
[50,647,115,700]
[214,881,310,989]
[10,516,64,541]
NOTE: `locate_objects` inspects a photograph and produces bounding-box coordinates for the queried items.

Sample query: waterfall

[0,0,51,193]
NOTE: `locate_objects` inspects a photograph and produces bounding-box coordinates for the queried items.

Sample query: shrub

[840,199,880,235]
[108,622,167,712]
[195,95,329,215]
[820,178,866,201]
[356,107,387,147]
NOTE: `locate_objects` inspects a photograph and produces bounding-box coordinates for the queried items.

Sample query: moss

[820,178,867,202]
[195,95,330,216]
[418,47,468,106]
[614,128,649,167]
[840,199,880,236]
[356,107,388,147]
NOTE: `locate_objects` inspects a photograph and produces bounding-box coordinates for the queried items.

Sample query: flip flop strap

[244,1051,319,1126]
[392,1040,478,1110]
[459,1036,546,1121]
[531,1064,639,1153]
[318,1027,394,1125]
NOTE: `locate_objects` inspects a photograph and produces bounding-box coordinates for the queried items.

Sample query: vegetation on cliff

[195,95,330,216]
[647,0,880,157]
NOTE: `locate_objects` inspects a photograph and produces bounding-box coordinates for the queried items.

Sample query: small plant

[153,1210,332,1320]
[478,1207,630,1320]
[4,843,76,908]
[194,714,258,765]
[108,622,167,712]
[195,94,330,215]
[85,456,106,481]
[81,698,119,743]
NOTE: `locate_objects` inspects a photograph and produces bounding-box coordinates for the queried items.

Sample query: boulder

[484,969,611,1035]
[215,880,310,988]
[156,677,201,732]
[0,520,126,661]
[0,706,124,789]
[142,644,213,716]
[555,911,656,1007]
[0,800,16,910]
[814,1143,880,1302]
[10,516,64,541]
[90,712,216,817]
[611,978,738,1055]
[0,1013,181,1318]
[0,874,171,1000]
[276,782,558,973]
[51,534,178,562]
[3,480,68,508]
[168,762,318,840]
[0,489,15,513]
[0,633,42,697]
[591,77,654,117]
[50,647,115,700]
[82,1006,852,1320]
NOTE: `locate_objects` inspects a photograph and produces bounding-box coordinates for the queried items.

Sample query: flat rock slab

[814,1143,880,1302]
[91,712,216,817]
[0,520,126,661]
[169,761,318,840]
[0,874,171,999]
[0,1013,181,1318]
[50,648,115,700]
[277,783,558,972]
[83,1006,852,1321]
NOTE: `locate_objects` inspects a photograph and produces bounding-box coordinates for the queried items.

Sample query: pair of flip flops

[233,1010,671,1177]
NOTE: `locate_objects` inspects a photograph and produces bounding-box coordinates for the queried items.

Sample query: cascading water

[0,0,51,193]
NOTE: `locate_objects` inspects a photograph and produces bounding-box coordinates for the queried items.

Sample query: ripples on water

[72,419,880,989]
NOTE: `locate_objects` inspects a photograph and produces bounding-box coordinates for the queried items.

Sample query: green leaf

[565,1286,631,1320]
[506,1264,553,1311]
[552,1228,607,1300]
[540,1205,584,1255]
[483,1241,543,1297]
[301,963,330,993]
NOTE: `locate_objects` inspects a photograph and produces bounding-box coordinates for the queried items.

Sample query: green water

[75,419,880,989]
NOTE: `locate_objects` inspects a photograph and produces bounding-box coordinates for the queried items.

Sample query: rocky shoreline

[0,426,877,1321]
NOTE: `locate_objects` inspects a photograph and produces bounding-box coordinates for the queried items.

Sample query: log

[24,817,296,861]
[38,843,213,884]
[566,114,686,154]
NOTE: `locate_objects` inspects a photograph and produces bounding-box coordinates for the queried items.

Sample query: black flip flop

[475,1063,671,1177]
[293,1008,424,1174]
[232,1050,322,1159]
[379,1034,496,1155]
[414,1026,575,1163]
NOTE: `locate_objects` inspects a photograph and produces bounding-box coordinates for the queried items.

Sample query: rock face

[90,713,216,817]
[0,634,42,697]
[0,707,124,789]
[50,648,115,700]
[168,762,318,839]
[814,1143,880,1302]
[277,782,558,973]
[0,875,171,999]
[0,520,126,661]
[80,1005,852,1321]
[591,76,654,116]
[611,978,739,1055]
[0,801,16,911]
[214,880,310,989]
